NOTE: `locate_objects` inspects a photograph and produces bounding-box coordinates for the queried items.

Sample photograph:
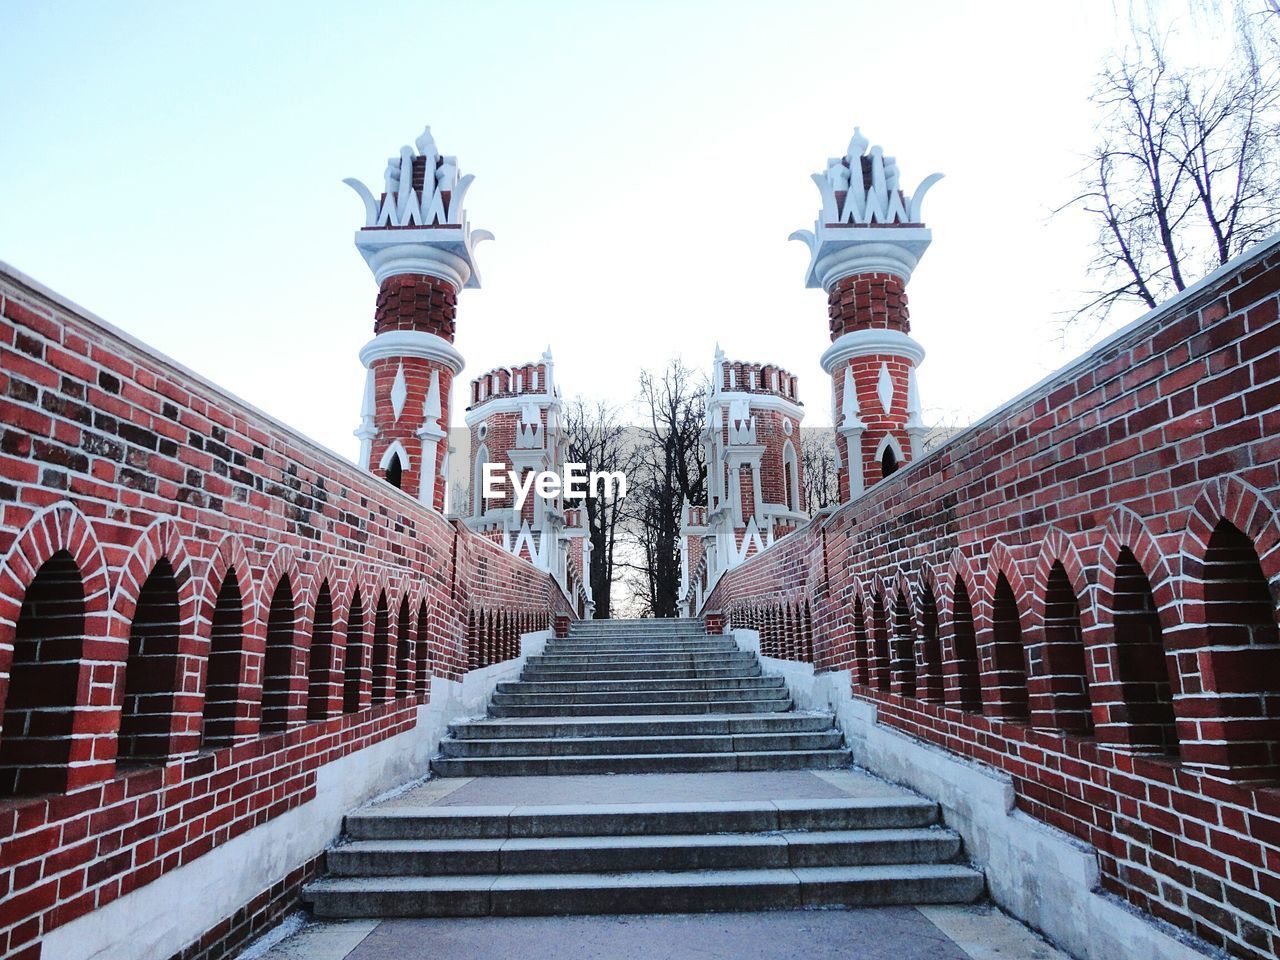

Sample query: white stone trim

[821,328,926,374]
[709,391,805,420]
[730,629,1215,960]
[873,433,905,471]
[353,230,483,289]
[463,392,555,425]
[359,330,465,375]
[40,632,551,960]
[378,440,411,474]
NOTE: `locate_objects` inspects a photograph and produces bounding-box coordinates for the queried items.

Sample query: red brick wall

[704,240,1280,959]
[373,274,457,339]
[0,266,574,960]
[827,272,910,339]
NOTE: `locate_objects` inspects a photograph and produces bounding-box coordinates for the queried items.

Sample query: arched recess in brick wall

[119,559,185,763]
[415,599,430,696]
[979,546,1031,721]
[202,569,247,747]
[1111,548,1179,753]
[0,504,109,796]
[1025,532,1094,735]
[1030,562,1094,735]
[198,533,254,749]
[942,551,982,712]
[0,551,86,797]
[782,440,799,512]
[1176,477,1280,778]
[852,592,870,687]
[915,568,944,703]
[1095,508,1180,754]
[396,594,413,698]
[307,581,336,721]
[371,590,393,703]
[891,589,917,696]
[260,573,301,733]
[343,588,368,713]
[113,521,198,765]
[870,592,891,691]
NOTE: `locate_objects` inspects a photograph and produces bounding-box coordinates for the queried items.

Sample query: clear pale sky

[1,1,1200,461]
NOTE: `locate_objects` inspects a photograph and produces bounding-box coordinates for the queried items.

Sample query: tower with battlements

[463,351,588,610]
[347,126,492,511]
[680,348,807,614]
[791,128,940,501]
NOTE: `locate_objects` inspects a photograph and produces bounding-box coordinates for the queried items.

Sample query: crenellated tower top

[468,349,557,411]
[712,350,801,405]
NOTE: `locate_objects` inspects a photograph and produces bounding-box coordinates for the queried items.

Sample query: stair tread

[308,862,982,893]
[439,749,849,761]
[354,797,936,819]
[457,711,830,726]
[445,731,837,746]
[337,827,959,854]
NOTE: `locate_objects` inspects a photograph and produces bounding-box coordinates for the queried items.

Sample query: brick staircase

[304,619,984,916]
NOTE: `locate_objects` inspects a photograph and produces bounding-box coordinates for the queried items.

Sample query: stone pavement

[252,906,1070,960]
[379,769,910,807]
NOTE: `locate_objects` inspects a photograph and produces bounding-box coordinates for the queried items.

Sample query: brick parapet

[0,264,573,960]
[705,238,1280,959]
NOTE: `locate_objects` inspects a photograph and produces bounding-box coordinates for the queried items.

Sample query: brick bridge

[0,127,1277,960]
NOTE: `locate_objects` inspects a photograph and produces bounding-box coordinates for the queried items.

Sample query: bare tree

[623,360,707,618]
[1062,27,1280,328]
[800,428,839,516]
[562,397,636,619]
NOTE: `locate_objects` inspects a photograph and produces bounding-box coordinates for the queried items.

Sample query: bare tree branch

[1060,24,1280,329]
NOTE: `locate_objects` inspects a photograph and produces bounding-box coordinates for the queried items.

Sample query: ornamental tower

[790,128,942,502]
[346,126,492,511]
[684,348,806,607]
[463,351,567,571]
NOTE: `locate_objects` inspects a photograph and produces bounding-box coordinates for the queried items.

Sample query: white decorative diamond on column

[877,362,894,414]
[390,363,408,421]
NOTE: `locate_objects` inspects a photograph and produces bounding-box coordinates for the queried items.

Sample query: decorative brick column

[346,126,492,512]
[791,128,941,502]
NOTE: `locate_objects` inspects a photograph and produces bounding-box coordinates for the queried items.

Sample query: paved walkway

[253,906,1069,960]
[380,769,909,807]
[251,771,1070,959]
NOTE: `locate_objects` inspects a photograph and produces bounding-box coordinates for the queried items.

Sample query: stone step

[326,827,962,876]
[429,748,853,777]
[447,713,836,740]
[564,633,712,642]
[570,624,706,632]
[529,651,753,667]
[564,632,712,640]
[305,863,984,917]
[438,730,844,758]
[491,687,786,707]
[529,655,754,670]
[520,666,762,682]
[497,676,785,695]
[345,798,942,841]
[489,698,794,717]
[540,642,735,655]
